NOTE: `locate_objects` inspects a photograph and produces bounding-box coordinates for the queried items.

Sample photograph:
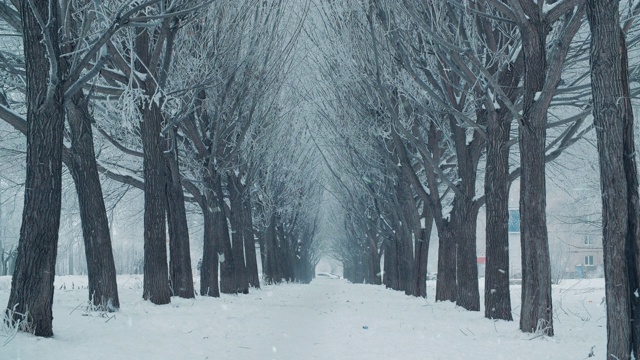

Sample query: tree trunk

[587,1,633,357]
[140,100,171,305]
[452,198,480,311]
[66,89,120,310]
[621,28,640,357]
[414,204,432,298]
[367,232,382,285]
[228,172,249,294]
[396,177,417,295]
[435,225,457,303]
[241,188,260,288]
[6,0,65,337]
[200,203,220,297]
[383,237,399,290]
[206,172,236,294]
[276,223,293,282]
[518,15,553,336]
[165,129,195,299]
[263,212,279,284]
[484,109,513,321]
[137,28,171,305]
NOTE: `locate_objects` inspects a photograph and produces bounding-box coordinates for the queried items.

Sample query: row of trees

[3,0,640,357]
[309,1,640,358]
[0,0,322,337]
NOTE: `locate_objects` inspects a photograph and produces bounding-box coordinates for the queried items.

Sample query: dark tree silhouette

[587,0,640,357]
[6,0,65,337]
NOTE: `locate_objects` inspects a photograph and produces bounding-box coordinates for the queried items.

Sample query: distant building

[466,181,604,280]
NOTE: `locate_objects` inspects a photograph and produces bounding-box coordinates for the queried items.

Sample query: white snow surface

[0,276,606,359]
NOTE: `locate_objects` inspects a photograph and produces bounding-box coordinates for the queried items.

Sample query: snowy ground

[0,275,605,359]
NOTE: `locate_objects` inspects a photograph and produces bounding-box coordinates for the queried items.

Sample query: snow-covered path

[0,276,606,359]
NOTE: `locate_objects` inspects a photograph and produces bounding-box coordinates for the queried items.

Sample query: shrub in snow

[1,304,33,345]
[70,292,117,322]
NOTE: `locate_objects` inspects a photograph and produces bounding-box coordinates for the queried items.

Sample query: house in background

[468,180,604,280]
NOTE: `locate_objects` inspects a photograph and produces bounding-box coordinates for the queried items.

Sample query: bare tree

[0,0,135,312]
[587,0,640,357]
[6,0,66,337]
[502,0,586,336]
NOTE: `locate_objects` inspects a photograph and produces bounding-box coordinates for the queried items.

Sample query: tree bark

[484,108,513,321]
[165,129,195,299]
[435,226,457,303]
[276,223,293,282]
[66,90,120,310]
[383,238,398,289]
[367,231,382,285]
[228,172,249,294]
[395,177,416,295]
[447,106,483,311]
[213,172,238,293]
[200,202,220,297]
[518,11,553,336]
[6,0,65,337]
[452,198,480,311]
[241,186,260,288]
[414,203,432,298]
[587,1,633,357]
[621,28,640,357]
[263,212,279,284]
[137,28,171,306]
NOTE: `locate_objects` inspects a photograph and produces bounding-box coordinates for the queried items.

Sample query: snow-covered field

[0,275,605,359]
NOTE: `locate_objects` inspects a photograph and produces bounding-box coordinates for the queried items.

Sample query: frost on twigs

[528,318,552,340]
[70,292,117,323]
[1,304,33,346]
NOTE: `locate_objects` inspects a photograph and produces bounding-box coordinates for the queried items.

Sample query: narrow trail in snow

[206,277,439,359]
[249,278,380,358]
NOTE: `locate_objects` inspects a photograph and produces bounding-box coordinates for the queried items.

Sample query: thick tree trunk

[452,198,480,311]
[414,204,432,298]
[446,107,482,311]
[6,1,65,337]
[484,109,513,321]
[263,212,279,284]
[256,229,266,278]
[254,200,267,277]
[140,100,171,305]
[626,116,640,358]
[200,202,220,297]
[518,16,553,336]
[396,177,418,295]
[137,28,171,305]
[66,90,120,310]
[383,238,398,289]
[228,173,249,294]
[211,172,237,294]
[587,1,633,357]
[165,129,195,299]
[300,255,315,284]
[621,31,640,357]
[394,223,412,292]
[435,225,457,303]
[241,189,260,288]
[276,223,294,282]
[367,233,382,285]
